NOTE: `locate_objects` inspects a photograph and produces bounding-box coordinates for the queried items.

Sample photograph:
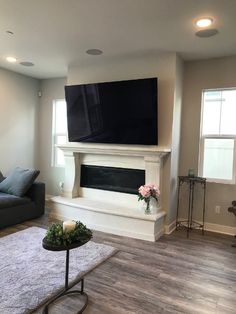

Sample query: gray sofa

[0,181,45,229]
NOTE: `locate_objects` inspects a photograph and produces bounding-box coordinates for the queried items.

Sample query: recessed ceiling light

[6,56,17,63]
[20,61,34,67]
[86,49,103,55]
[196,18,213,28]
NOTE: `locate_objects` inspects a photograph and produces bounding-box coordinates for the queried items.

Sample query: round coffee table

[42,238,90,314]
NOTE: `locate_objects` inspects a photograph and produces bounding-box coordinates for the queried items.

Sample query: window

[52,99,67,167]
[199,89,236,183]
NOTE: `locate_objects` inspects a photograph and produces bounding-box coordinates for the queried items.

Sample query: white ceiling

[0,0,236,79]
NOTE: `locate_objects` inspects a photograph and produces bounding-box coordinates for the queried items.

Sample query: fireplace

[80,165,145,195]
[50,143,170,241]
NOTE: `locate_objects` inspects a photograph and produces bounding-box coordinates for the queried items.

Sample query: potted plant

[43,220,92,248]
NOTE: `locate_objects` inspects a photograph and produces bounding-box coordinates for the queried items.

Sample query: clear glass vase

[145,199,151,214]
[142,197,158,214]
[150,197,158,214]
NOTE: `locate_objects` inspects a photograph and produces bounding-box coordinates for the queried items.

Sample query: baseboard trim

[204,222,236,236]
[178,217,236,236]
[164,220,176,234]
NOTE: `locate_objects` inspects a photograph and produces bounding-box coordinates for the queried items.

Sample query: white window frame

[198,88,236,184]
[52,99,67,168]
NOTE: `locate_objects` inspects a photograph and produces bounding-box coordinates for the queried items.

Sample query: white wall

[179,56,236,228]
[0,67,39,174]
[166,55,183,225]
[68,53,176,148]
[38,78,67,195]
[0,68,66,195]
[68,53,182,225]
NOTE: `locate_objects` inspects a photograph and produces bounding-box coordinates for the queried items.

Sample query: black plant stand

[42,239,89,314]
[176,176,206,238]
[228,201,236,247]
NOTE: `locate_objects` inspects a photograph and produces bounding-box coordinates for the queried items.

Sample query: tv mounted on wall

[65,77,158,145]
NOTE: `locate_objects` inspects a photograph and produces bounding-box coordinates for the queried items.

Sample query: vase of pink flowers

[138,184,160,214]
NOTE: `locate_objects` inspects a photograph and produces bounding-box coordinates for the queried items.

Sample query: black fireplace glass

[80,165,145,195]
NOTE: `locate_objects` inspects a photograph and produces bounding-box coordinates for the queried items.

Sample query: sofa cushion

[0,167,40,197]
[0,192,31,209]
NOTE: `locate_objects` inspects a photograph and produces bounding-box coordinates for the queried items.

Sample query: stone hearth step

[49,196,166,242]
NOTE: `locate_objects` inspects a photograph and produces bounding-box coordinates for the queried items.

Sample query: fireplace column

[144,156,162,186]
[144,155,163,212]
[63,151,80,198]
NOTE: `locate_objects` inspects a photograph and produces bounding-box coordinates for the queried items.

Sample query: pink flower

[138,184,160,200]
[152,185,160,198]
[138,185,151,198]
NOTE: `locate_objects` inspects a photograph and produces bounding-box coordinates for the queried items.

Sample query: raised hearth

[49,143,170,241]
[51,196,166,241]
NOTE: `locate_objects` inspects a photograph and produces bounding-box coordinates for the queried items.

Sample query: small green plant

[45,221,92,246]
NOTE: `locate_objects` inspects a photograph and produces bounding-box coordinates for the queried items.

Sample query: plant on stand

[138,184,160,214]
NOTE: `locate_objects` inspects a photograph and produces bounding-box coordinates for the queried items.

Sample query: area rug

[0,227,117,314]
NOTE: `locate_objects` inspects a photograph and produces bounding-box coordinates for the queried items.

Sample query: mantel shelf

[58,143,171,158]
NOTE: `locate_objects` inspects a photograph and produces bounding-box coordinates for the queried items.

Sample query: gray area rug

[0,227,117,314]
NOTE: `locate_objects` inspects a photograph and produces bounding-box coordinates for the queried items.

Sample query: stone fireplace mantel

[58,142,170,157]
[50,143,171,241]
[58,143,170,198]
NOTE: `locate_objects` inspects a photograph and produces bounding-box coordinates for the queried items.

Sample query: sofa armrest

[25,182,45,214]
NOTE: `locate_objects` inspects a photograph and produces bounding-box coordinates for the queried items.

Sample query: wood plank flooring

[0,213,235,314]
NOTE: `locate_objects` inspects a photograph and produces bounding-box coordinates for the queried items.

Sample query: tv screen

[65,77,158,145]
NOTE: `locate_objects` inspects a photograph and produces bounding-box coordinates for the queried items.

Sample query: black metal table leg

[187,180,193,238]
[176,178,181,230]
[202,181,206,235]
[42,249,88,314]
[65,249,69,289]
[190,181,195,229]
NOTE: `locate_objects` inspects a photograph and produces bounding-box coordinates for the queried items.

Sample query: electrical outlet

[215,205,221,214]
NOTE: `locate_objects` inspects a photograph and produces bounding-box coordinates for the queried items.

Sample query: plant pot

[141,197,158,214]
[149,197,158,214]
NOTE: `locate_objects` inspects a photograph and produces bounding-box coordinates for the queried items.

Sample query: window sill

[203,178,235,185]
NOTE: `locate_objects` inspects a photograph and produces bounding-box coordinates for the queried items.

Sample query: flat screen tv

[65,77,158,145]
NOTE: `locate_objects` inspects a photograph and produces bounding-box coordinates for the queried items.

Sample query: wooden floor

[0,214,235,314]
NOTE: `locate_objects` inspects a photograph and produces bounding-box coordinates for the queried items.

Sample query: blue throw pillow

[0,167,40,197]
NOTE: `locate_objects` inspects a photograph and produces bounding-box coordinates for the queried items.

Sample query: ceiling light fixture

[6,56,17,63]
[196,18,213,28]
[86,49,103,55]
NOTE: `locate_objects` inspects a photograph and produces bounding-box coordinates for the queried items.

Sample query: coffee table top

[42,237,90,251]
